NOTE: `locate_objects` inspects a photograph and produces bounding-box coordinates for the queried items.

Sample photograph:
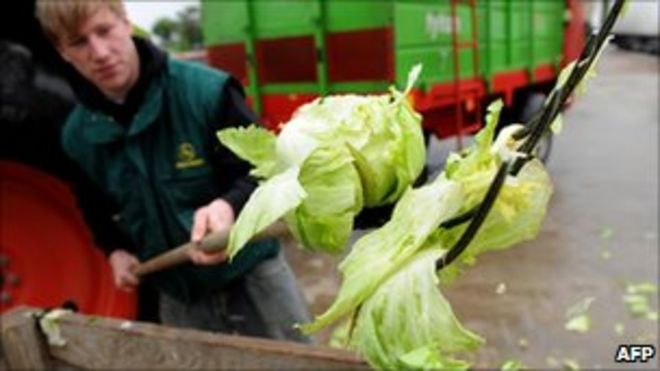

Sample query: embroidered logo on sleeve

[175,142,205,169]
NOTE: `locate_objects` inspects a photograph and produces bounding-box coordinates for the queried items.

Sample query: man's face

[57,7,138,100]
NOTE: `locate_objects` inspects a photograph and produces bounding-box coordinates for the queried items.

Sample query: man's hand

[108,250,140,292]
[188,198,234,265]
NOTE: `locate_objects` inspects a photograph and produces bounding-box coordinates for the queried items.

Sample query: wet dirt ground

[284,47,658,369]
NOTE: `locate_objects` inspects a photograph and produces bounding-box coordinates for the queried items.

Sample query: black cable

[436,161,510,270]
[435,0,627,270]
[511,0,626,173]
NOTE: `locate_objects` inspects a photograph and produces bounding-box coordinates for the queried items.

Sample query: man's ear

[57,48,72,63]
[122,17,134,36]
[55,41,72,63]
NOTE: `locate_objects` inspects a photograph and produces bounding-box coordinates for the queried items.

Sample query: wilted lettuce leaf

[217,125,279,178]
[299,175,462,334]
[348,249,483,370]
[434,101,553,282]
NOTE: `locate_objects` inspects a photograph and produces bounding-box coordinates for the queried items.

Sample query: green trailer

[202,0,584,144]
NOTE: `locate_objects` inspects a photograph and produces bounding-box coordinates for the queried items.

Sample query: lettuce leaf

[285,144,363,252]
[228,167,306,254]
[217,125,279,178]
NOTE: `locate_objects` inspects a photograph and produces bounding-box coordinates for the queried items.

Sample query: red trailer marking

[411,78,486,112]
[534,64,557,83]
[256,36,317,83]
[563,0,586,66]
[258,94,319,131]
[326,28,393,82]
[207,43,247,83]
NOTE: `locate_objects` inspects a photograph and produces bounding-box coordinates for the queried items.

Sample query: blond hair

[35,0,127,44]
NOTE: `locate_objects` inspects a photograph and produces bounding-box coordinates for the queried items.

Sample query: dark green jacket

[61,41,278,302]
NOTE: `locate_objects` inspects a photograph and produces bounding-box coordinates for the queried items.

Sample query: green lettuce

[217,125,279,178]
[217,66,425,257]
[301,101,554,368]
[299,173,463,334]
[349,249,483,370]
[227,167,307,253]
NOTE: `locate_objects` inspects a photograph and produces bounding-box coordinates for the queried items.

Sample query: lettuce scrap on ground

[500,358,526,371]
[622,282,658,321]
[622,282,658,319]
[614,322,625,336]
[565,297,595,333]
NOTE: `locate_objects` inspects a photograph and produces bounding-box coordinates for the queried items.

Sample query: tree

[151,6,203,52]
[152,18,177,47]
[177,6,203,50]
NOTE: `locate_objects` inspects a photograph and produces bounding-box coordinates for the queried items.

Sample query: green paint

[261,81,390,95]
[202,0,566,106]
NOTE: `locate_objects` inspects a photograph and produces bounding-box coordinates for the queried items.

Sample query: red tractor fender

[0,160,137,318]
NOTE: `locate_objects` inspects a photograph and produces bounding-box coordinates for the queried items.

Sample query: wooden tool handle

[134,221,289,277]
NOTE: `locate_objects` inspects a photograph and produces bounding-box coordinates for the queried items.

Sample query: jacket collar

[71,37,169,143]
[82,77,164,144]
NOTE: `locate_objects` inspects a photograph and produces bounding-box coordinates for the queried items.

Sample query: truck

[201,0,585,160]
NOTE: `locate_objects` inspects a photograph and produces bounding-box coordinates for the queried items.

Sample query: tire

[517,92,553,164]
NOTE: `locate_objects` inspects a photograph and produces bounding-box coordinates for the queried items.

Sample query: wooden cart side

[1,306,51,369]
[1,306,367,370]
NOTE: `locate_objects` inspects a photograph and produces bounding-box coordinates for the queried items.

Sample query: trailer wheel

[518,92,553,164]
[0,161,137,318]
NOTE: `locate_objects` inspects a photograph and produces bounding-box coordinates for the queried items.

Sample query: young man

[35,0,310,342]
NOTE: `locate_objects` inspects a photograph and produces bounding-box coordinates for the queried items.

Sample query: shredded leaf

[546,356,560,368]
[565,315,591,333]
[565,297,595,333]
[626,282,658,295]
[614,322,625,336]
[623,294,651,318]
[38,309,72,347]
[562,358,580,371]
[501,359,525,371]
[599,227,614,240]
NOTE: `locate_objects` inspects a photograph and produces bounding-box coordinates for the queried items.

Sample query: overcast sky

[124,1,199,33]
